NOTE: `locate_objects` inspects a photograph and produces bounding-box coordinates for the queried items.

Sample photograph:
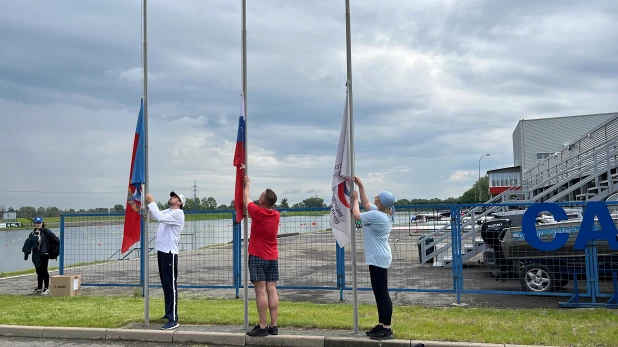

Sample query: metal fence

[59,202,618,308]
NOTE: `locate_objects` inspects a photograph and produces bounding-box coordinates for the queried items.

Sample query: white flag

[330,87,352,247]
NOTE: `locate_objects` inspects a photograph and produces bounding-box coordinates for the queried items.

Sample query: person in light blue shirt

[351,176,395,341]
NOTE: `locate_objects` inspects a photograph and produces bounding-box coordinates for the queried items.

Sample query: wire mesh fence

[59,202,618,305]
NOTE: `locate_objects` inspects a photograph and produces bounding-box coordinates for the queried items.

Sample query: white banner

[330,87,352,247]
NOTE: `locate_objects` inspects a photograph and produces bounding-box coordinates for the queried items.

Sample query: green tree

[305,196,325,208]
[394,198,410,206]
[217,204,228,210]
[45,206,61,217]
[201,197,217,210]
[458,176,489,203]
[184,198,196,211]
[18,206,37,219]
[279,198,289,208]
[112,204,125,213]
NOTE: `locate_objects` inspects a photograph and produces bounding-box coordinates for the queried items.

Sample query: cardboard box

[50,275,82,297]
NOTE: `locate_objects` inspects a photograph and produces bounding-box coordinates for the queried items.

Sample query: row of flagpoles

[119,0,360,333]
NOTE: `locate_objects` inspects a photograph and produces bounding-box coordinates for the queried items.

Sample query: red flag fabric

[121,100,145,253]
[233,94,246,224]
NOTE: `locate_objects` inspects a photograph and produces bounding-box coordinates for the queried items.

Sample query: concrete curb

[42,327,107,340]
[0,325,564,347]
[174,331,245,346]
[106,328,174,343]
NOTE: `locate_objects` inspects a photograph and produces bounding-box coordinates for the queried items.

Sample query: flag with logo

[330,87,352,247]
[233,93,246,224]
[121,99,145,253]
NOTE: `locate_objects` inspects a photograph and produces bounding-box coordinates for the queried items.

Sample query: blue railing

[58,203,618,307]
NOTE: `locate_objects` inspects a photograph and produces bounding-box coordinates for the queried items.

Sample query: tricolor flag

[330,87,352,247]
[233,93,246,224]
[121,99,146,253]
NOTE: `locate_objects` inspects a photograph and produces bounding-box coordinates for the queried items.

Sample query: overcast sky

[1,0,618,210]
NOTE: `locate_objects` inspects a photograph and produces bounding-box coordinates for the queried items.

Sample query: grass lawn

[0,260,112,279]
[0,295,615,346]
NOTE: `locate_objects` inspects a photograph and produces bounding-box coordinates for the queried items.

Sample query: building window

[489,171,521,187]
[537,152,551,160]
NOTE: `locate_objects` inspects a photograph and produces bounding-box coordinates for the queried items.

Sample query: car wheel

[520,264,555,292]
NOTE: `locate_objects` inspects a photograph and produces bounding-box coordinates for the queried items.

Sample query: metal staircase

[419,114,618,267]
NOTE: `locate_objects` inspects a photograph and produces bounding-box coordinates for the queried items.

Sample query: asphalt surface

[0,336,214,346]
[3,228,615,310]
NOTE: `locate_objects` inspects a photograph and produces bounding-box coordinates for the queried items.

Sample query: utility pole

[192,180,199,210]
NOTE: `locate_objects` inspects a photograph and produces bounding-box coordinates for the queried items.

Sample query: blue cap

[33,217,43,223]
[378,191,395,208]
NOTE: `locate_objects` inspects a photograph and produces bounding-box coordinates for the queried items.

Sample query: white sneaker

[41,289,50,295]
[33,288,42,294]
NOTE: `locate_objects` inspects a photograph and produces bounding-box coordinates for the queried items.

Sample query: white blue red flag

[330,87,352,247]
[121,99,145,253]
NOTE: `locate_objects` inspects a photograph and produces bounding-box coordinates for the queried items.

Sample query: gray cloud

[1,0,618,209]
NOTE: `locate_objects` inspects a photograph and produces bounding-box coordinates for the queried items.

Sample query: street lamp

[478,153,490,202]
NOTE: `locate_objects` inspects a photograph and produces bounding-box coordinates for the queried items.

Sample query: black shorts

[249,254,279,282]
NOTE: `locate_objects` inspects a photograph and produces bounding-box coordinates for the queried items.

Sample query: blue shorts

[249,255,279,282]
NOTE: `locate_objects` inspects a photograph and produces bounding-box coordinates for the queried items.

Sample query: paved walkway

[0,324,564,347]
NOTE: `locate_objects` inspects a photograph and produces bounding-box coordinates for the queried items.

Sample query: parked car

[480,213,618,292]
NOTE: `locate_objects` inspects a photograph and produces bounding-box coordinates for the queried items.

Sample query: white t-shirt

[148,202,185,254]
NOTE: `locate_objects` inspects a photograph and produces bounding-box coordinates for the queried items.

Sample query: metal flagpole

[345,0,358,334]
[142,0,150,327]
[241,0,249,330]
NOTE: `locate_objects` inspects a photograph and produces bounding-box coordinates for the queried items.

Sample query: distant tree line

[1,177,489,219]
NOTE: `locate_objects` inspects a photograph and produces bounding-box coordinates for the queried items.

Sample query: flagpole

[142,0,150,327]
[241,0,249,330]
[345,0,359,335]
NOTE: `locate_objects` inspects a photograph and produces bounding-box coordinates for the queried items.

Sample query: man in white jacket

[145,191,186,330]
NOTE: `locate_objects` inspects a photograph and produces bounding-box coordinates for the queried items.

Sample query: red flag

[121,100,145,253]
[233,94,246,224]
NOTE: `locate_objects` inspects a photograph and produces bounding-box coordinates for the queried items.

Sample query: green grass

[185,213,231,221]
[0,295,615,346]
[0,260,111,279]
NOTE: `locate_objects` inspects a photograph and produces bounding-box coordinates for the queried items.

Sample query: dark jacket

[22,227,60,266]
[22,232,41,267]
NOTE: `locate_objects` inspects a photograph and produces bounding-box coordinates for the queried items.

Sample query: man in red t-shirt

[243,176,281,337]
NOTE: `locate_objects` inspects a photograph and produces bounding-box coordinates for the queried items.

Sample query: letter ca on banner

[522,202,618,251]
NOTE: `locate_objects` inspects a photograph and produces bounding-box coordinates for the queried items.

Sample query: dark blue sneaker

[161,321,179,330]
[268,325,278,335]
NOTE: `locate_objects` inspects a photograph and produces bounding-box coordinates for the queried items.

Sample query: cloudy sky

[1,0,618,210]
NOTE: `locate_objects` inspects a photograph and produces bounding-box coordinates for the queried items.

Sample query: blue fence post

[450,205,462,304]
[140,216,145,297]
[59,215,65,275]
[585,240,599,303]
[336,243,345,301]
[232,212,241,299]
